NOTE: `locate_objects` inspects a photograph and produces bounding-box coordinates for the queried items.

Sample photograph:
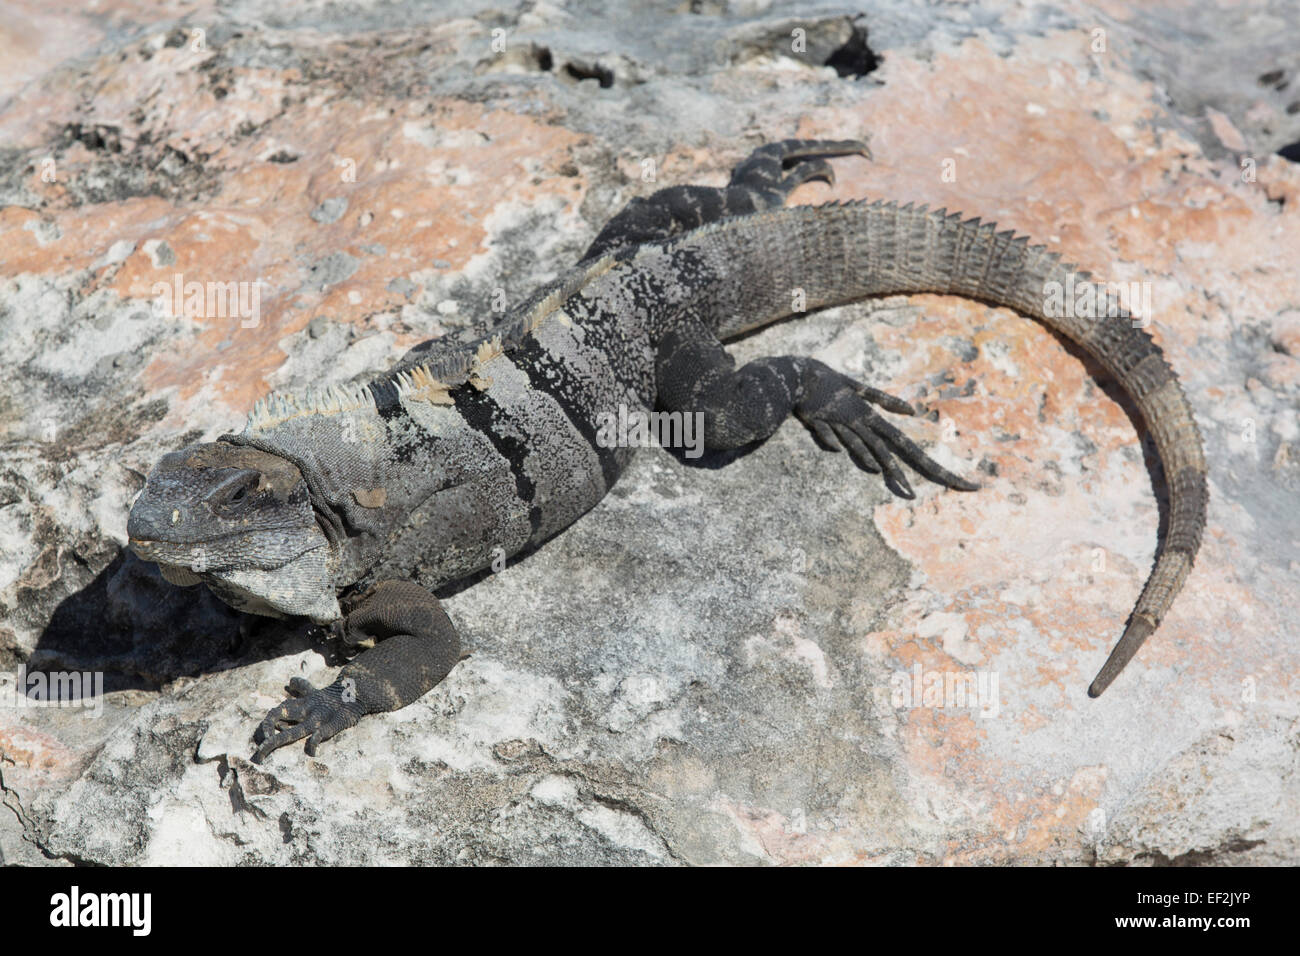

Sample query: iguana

[126,139,1208,762]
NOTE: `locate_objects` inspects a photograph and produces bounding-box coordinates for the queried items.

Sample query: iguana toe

[251,676,366,762]
[796,366,978,498]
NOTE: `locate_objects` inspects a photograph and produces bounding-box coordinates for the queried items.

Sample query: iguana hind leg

[251,580,461,762]
[656,317,978,499]
[582,138,869,260]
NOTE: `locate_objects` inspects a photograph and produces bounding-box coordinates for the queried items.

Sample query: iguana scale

[126,140,1208,761]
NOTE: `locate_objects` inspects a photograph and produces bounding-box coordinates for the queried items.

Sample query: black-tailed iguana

[126,140,1208,761]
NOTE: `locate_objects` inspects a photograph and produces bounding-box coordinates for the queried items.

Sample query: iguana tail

[682,200,1207,695]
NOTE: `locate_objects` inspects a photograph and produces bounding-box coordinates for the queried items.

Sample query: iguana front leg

[251,580,461,762]
[657,317,979,499]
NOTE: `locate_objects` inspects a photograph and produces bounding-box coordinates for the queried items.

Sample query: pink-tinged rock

[1272,310,1300,357]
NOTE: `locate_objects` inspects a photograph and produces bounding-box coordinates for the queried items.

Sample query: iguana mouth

[128,532,327,571]
[129,533,270,555]
[127,537,193,560]
[129,529,306,548]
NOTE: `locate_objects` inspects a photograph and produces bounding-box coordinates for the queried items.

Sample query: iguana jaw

[130,530,340,621]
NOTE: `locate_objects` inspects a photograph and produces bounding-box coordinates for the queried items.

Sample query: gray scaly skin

[126,140,1208,761]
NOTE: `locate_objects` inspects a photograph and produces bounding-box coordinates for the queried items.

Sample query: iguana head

[128,442,340,621]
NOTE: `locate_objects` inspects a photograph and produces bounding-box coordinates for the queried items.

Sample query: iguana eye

[231,475,259,502]
[211,471,263,513]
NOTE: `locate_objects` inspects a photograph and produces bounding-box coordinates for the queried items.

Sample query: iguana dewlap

[127,140,1207,762]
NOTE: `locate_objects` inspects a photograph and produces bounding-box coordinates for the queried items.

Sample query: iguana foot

[252,675,365,763]
[250,579,462,762]
[795,362,979,499]
[727,138,870,200]
[656,321,977,498]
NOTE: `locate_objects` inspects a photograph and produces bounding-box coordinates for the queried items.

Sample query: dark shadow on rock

[30,550,321,697]
[661,442,759,470]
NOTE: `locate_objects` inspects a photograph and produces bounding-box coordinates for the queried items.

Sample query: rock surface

[1,0,1297,865]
